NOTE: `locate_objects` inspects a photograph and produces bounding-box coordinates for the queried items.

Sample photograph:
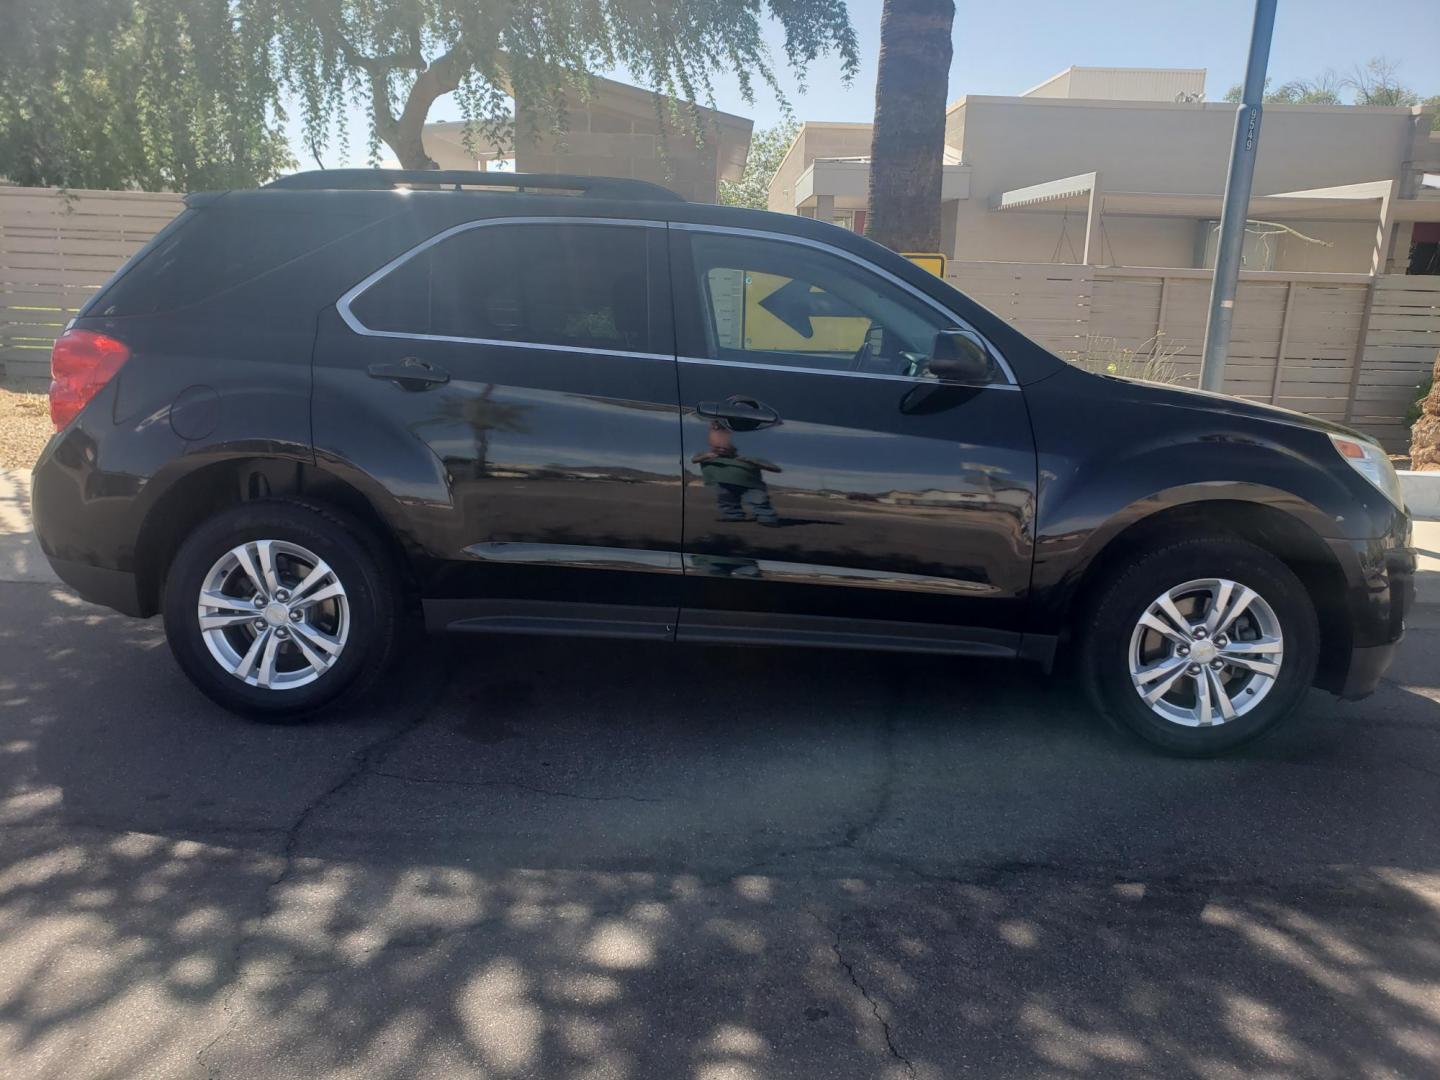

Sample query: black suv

[32,169,1414,754]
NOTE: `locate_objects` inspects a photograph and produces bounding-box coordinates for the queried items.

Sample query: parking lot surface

[2,578,1440,1079]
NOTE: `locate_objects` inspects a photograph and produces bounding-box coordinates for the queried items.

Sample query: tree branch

[310,11,425,145]
[398,46,472,135]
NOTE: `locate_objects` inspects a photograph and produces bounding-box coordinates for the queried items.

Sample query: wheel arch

[1061,498,1353,684]
[132,456,420,616]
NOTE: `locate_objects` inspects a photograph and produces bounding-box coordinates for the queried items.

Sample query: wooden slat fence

[949,261,1440,450]
[1,186,184,383]
[1352,276,1440,449]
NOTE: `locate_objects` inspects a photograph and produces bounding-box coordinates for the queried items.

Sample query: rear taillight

[49,329,130,430]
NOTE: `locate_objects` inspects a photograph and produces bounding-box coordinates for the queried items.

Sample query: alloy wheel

[196,539,350,690]
[1127,577,1284,728]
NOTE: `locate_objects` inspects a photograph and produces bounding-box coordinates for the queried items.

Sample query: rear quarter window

[92,205,375,316]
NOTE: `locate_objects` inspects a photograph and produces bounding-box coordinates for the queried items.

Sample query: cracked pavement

[3,581,1440,1078]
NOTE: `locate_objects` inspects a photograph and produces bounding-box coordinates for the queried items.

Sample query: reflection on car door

[313,218,683,638]
[670,226,1037,654]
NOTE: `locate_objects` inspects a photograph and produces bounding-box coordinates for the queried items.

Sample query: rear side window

[93,206,372,316]
[348,222,654,353]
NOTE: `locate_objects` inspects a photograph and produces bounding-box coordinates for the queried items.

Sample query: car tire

[161,500,400,721]
[1080,537,1319,756]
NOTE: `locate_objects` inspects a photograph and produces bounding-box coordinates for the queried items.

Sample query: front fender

[1022,365,1382,634]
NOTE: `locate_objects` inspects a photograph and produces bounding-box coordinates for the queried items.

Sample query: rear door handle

[367,358,450,390]
[696,397,781,427]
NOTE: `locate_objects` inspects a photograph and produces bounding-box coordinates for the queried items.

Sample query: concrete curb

[0,468,59,585]
[1400,471,1440,522]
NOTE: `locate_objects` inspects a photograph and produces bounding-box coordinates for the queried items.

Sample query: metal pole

[1199,0,1278,393]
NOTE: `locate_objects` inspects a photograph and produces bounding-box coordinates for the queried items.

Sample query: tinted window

[688,232,951,377]
[95,206,372,316]
[351,223,654,353]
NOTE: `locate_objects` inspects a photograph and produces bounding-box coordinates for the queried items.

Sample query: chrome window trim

[335,214,1021,386]
[335,216,669,360]
[670,220,1018,386]
[677,354,1020,390]
[337,327,673,363]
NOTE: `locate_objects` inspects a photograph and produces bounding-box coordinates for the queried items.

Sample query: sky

[291,0,1440,168]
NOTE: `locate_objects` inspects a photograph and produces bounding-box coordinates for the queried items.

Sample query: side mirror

[926,330,994,384]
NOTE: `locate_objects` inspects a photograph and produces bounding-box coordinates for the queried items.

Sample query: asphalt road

[2,579,1440,1080]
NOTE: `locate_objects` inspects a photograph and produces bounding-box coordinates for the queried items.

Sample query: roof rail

[264,168,685,202]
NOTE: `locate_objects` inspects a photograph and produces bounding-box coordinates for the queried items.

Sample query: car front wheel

[1081,537,1319,756]
[161,500,399,720]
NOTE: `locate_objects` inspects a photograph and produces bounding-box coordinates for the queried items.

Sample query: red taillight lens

[49,329,130,430]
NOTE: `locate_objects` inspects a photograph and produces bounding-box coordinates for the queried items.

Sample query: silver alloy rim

[196,540,350,690]
[1127,577,1284,728]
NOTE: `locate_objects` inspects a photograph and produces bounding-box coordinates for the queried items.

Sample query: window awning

[994,173,1440,222]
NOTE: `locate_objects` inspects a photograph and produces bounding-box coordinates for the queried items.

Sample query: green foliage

[1223,56,1431,116]
[252,1,858,169]
[719,120,800,210]
[1069,334,1194,387]
[0,0,293,190]
[1346,57,1419,106]
[1408,374,1433,429]
[1,1,858,186]
[1423,94,1440,131]
[1224,76,1342,105]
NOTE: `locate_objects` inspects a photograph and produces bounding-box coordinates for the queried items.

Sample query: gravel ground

[0,388,50,469]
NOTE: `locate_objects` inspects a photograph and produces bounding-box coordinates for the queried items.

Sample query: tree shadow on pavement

[3,582,1440,1079]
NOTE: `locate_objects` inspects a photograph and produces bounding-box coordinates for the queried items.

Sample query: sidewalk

[1415,519,1440,606]
[0,469,57,585]
[1,466,1437,601]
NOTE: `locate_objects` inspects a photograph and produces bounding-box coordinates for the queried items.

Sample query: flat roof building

[768,67,1440,274]
[423,73,752,204]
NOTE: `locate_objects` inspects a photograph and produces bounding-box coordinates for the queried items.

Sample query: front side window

[350,222,653,353]
[688,231,952,377]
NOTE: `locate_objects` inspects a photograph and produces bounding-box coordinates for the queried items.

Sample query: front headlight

[1330,433,1405,510]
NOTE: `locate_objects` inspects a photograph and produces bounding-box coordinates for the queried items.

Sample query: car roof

[198,186,914,285]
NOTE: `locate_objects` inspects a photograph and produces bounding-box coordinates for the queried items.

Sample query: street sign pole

[1199,0,1278,393]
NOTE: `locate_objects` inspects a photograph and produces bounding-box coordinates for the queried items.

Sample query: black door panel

[670,227,1038,638]
[677,364,1035,631]
[312,220,683,614]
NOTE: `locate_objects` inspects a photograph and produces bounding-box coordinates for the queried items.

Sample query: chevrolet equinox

[31,169,1415,755]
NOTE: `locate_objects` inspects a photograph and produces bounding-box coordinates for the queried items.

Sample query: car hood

[1093,372,1375,444]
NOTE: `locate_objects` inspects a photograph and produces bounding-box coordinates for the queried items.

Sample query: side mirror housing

[926,330,995,384]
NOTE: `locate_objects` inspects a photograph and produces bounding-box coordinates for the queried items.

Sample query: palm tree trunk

[866,0,955,253]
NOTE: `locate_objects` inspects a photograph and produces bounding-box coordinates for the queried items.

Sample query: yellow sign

[740,272,868,354]
[903,252,947,277]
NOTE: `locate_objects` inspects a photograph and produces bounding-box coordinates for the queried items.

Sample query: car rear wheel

[162,501,398,720]
[1081,537,1318,756]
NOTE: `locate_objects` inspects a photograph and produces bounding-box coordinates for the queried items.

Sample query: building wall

[945,97,1422,268]
[422,76,750,203]
[771,97,1430,270]
[953,209,1198,268]
[1023,67,1207,102]
[949,97,1418,201]
[768,123,874,213]
[1021,70,1072,98]
[1271,221,1380,273]
[515,100,725,203]
[421,131,482,172]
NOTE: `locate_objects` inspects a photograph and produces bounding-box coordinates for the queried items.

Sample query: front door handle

[367,358,450,390]
[696,396,781,428]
